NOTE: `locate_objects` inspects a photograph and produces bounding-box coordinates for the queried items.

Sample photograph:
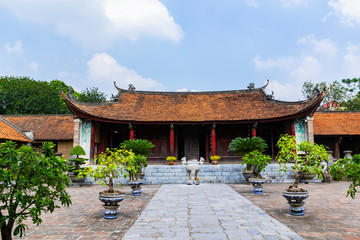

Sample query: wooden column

[271,129,274,157]
[129,123,134,140]
[290,120,296,137]
[211,123,216,156]
[251,122,257,138]
[90,122,95,163]
[170,123,175,156]
[334,137,341,160]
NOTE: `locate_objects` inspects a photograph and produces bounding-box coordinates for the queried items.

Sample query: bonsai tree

[329,154,360,199]
[0,141,72,240]
[277,134,329,192]
[68,145,87,176]
[120,139,155,180]
[228,136,268,171]
[82,148,134,194]
[242,150,271,179]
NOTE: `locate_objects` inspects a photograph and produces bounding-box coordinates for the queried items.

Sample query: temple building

[61,81,324,163]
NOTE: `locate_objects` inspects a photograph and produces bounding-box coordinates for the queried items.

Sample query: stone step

[81,163,298,185]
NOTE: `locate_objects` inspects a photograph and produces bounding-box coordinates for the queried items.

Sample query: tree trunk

[1,221,14,240]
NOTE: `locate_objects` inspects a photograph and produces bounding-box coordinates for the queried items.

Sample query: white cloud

[28,62,38,73]
[298,34,338,57]
[343,42,360,76]
[5,40,23,54]
[252,54,321,100]
[0,0,183,49]
[246,0,259,8]
[252,55,296,70]
[87,53,163,95]
[322,11,333,22]
[280,0,308,8]
[329,0,360,26]
[175,88,199,92]
[104,0,183,42]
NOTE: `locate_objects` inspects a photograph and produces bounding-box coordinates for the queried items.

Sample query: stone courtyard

[12,181,360,240]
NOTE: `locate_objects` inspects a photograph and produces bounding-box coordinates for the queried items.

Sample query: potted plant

[81,147,134,219]
[166,156,177,165]
[277,134,329,216]
[120,139,154,178]
[228,136,268,183]
[68,145,88,184]
[210,155,221,165]
[242,150,271,194]
[329,154,360,199]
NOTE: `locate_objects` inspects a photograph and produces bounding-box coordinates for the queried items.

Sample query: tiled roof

[313,112,360,135]
[62,86,324,123]
[0,116,32,142]
[4,115,74,140]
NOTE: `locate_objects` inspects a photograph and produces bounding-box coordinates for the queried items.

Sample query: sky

[0,0,360,101]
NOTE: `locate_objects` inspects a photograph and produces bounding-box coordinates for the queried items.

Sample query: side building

[61,82,324,163]
[3,115,74,158]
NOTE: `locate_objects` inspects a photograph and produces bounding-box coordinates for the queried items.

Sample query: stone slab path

[122,184,303,240]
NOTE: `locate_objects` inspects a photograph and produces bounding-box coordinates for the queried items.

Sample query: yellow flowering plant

[166,156,177,162]
[210,155,221,161]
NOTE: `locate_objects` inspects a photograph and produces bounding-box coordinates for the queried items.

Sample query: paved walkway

[122,184,304,240]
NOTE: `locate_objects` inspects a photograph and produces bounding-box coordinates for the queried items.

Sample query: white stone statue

[182,157,204,185]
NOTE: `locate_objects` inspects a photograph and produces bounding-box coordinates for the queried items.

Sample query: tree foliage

[77,87,107,102]
[329,154,360,199]
[302,80,347,110]
[0,141,72,240]
[0,76,71,114]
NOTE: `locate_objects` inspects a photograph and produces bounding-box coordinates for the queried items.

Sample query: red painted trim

[211,126,216,156]
[170,125,174,156]
[90,122,95,163]
[251,127,256,137]
[290,121,296,136]
[129,127,135,140]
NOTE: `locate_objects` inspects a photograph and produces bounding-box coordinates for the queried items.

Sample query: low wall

[79,163,299,185]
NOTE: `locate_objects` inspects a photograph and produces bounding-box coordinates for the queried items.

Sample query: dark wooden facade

[62,82,324,163]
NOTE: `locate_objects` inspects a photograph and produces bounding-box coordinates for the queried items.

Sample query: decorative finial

[128,84,136,91]
[247,83,255,90]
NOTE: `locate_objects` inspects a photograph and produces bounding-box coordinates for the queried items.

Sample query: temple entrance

[178,125,207,160]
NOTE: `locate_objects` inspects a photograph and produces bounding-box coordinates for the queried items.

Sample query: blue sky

[0,0,359,100]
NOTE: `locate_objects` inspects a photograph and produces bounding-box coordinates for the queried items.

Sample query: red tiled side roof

[313,112,360,135]
[62,88,324,123]
[4,115,74,140]
[0,117,32,142]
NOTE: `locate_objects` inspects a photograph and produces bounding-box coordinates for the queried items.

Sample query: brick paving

[122,184,304,240]
[230,181,360,240]
[7,181,360,240]
[13,184,160,240]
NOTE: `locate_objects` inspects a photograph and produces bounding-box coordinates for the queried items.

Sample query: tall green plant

[329,154,360,199]
[242,150,271,178]
[82,148,134,194]
[0,141,71,240]
[277,134,329,191]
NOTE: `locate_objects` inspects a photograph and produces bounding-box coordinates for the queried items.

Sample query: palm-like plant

[120,139,155,157]
[228,137,268,156]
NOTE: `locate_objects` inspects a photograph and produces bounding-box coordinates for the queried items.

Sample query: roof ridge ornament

[68,87,76,100]
[247,83,255,90]
[128,84,136,91]
[111,81,122,102]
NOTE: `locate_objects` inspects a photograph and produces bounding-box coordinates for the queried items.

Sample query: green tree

[301,80,347,110]
[0,141,72,240]
[0,76,71,114]
[77,87,107,102]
